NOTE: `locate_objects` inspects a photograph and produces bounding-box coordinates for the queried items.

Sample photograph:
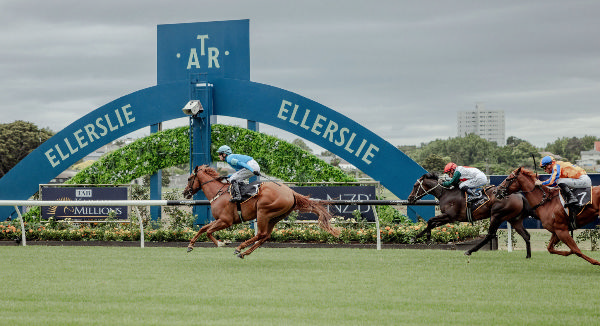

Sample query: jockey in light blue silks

[217,145,261,202]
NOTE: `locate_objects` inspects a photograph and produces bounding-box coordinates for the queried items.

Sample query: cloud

[1,0,600,152]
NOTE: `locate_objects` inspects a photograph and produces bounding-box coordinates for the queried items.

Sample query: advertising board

[290,186,377,222]
[41,186,128,220]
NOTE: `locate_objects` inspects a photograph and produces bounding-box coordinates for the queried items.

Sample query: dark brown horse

[496,167,600,265]
[407,172,534,258]
[182,165,340,258]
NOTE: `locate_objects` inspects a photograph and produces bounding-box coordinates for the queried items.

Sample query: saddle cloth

[560,186,592,216]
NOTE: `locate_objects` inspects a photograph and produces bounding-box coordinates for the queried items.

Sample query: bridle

[411,178,443,201]
[184,167,228,202]
[497,168,555,210]
[496,170,519,199]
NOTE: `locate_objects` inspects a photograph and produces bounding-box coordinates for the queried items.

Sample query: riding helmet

[444,162,457,173]
[217,145,232,155]
[540,156,554,167]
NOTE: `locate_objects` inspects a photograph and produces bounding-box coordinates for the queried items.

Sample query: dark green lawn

[1,246,599,325]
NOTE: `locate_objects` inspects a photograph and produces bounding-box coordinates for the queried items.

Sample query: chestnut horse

[496,167,600,265]
[407,172,534,258]
[182,165,340,258]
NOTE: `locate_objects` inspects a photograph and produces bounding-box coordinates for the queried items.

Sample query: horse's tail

[292,192,340,237]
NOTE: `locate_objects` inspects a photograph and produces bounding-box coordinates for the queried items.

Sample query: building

[577,141,600,172]
[457,104,506,146]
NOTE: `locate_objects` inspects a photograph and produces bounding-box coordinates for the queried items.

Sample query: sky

[1,0,600,152]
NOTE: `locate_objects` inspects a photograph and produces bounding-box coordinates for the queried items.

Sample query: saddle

[229,181,262,223]
[465,186,492,223]
[467,186,491,210]
[229,181,262,203]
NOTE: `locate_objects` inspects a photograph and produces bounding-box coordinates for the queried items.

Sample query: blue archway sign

[0,19,432,221]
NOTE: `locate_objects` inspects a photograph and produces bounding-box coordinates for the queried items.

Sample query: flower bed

[0,221,481,244]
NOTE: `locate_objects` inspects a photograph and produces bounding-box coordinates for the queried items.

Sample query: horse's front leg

[204,219,233,247]
[414,214,452,243]
[546,233,571,256]
[187,221,217,252]
[554,229,600,265]
[465,216,502,256]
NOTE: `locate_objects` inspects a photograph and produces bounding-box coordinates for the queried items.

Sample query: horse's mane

[519,167,538,179]
[199,165,222,179]
[422,172,439,180]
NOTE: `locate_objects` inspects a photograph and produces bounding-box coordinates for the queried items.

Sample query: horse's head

[496,167,534,199]
[182,165,224,199]
[183,166,201,199]
[407,172,439,204]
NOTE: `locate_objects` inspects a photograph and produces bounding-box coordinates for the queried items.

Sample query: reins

[189,171,229,203]
[500,169,556,210]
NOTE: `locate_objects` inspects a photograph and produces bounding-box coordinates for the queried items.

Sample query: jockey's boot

[229,180,242,202]
[461,187,476,209]
[558,183,579,229]
[558,183,578,207]
[462,187,476,199]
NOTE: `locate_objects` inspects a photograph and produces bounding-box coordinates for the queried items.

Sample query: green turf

[1,246,599,326]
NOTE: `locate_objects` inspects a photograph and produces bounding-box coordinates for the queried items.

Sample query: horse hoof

[237,253,244,259]
[464,251,472,256]
[187,247,194,253]
[217,241,226,247]
[233,249,241,255]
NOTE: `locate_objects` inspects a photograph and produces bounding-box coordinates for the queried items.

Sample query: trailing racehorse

[182,165,340,258]
[496,167,600,265]
[407,172,535,258]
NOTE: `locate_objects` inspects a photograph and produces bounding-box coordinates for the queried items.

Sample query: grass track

[2,246,600,326]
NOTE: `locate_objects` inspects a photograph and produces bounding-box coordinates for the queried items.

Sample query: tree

[544,136,600,162]
[292,138,313,153]
[0,121,54,178]
[421,154,446,173]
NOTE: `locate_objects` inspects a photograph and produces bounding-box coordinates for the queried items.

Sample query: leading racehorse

[182,165,340,258]
[407,172,535,258]
[496,167,600,265]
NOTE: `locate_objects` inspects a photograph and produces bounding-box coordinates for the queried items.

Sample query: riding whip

[257,172,282,186]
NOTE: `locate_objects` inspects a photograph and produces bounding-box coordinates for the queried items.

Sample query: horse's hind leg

[511,221,531,259]
[237,215,286,259]
[234,233,261,255]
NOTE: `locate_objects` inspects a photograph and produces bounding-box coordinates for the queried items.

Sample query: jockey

[441,162,487,199]
[217,145,261,202]
[536,156,590,223]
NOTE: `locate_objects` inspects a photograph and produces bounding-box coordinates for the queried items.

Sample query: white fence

[1,199,438,250]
